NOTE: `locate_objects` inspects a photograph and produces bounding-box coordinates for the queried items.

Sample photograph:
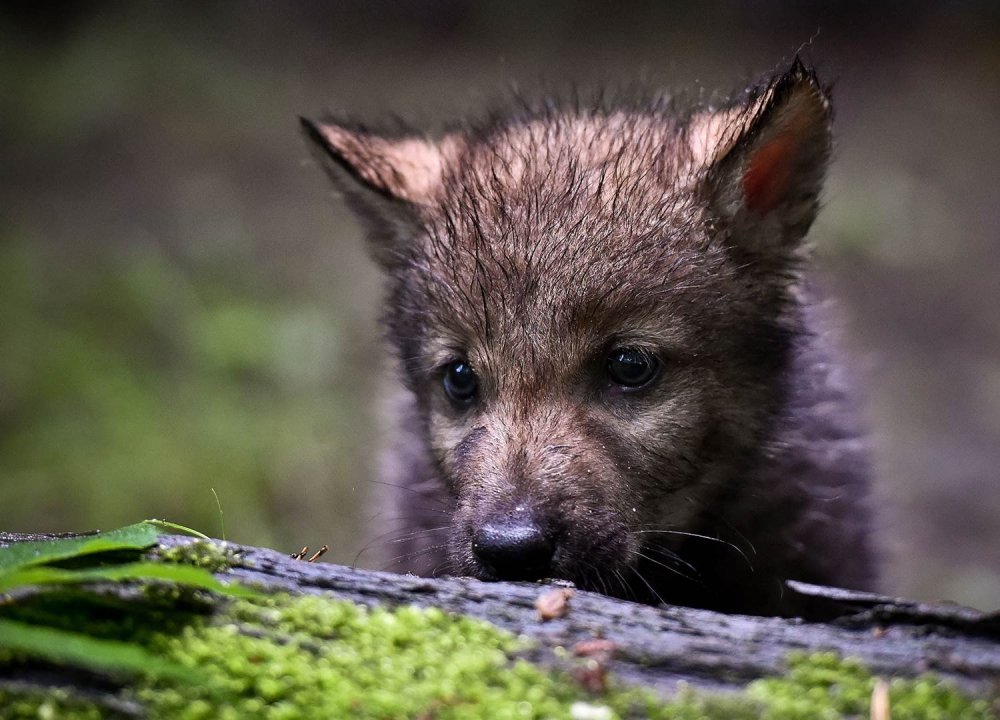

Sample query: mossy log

[2,531,998,714]
[190,536,999,696]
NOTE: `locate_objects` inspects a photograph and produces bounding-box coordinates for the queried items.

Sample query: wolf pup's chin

[304,58,877,617]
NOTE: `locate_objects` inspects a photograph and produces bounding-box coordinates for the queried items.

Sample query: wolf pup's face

[305,61,831,596]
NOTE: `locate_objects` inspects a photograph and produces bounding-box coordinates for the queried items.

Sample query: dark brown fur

[305,60,876,616]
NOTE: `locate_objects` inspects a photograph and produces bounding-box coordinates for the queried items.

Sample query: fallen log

[191,536,1000,696]
[1,530,997,717]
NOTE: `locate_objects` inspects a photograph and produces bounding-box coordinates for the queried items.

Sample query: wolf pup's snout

[472,509,555,581]
[306,58,878,616]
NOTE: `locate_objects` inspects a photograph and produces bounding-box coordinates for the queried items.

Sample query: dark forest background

[1,1,998,610]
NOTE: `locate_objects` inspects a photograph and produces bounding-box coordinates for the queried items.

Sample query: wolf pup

[304,59,876,616]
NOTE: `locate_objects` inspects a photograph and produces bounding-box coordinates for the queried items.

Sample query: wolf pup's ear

[690,59,832,257]
[301,117,456,267]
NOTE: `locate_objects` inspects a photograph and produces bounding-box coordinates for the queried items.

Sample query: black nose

[472,514,555,581]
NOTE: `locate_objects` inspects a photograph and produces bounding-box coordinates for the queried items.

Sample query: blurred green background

[1,1,998,610]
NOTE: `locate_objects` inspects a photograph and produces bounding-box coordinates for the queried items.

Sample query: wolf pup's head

[305,60,832,596]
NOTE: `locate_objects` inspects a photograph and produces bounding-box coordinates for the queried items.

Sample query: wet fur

[305,61,877,616]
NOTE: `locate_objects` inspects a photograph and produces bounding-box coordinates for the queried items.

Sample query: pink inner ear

[741,135,797,214]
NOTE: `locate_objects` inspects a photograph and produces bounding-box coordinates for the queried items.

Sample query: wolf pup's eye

[443,360,479,404]
[607,347,660,389]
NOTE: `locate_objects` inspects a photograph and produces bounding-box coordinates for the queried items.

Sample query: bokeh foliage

[0,239,354,551]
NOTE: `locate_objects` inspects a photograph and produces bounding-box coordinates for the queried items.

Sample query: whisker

[363,477,453,508]
[387,526,452,545]
[712,516,759,558]
[379,542,450,572]
[429,558,457,577]
[629,565,667,607]
[634,550,701,584]
[612,568,632,599]
[592,562,615,598]
[633,542,701,578]
[352,525,451,567]
[359,503,452,528]
[632,528,755,572]
[358,519,449,545]
[595,568,611,597]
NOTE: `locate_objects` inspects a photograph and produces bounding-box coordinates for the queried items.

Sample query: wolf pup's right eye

[607,347,660,390]
[443,360,479,405]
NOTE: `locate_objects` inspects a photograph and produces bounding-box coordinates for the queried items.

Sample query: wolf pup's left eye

[443,360,479,405]
[607,347,660,389]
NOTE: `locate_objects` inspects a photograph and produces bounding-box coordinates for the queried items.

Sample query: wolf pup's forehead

[303,59,831,272]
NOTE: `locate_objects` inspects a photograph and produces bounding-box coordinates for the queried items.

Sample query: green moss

[0,687,107,720]
[136,596,587,719]
[154,540,238,573]
[1,590,995,720]
[747,652,994,720]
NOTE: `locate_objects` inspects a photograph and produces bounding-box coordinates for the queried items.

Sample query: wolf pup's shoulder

[305,59,877,616]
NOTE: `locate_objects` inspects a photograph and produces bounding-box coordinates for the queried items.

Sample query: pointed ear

[301,117,456,266]
[690,60,832,254]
